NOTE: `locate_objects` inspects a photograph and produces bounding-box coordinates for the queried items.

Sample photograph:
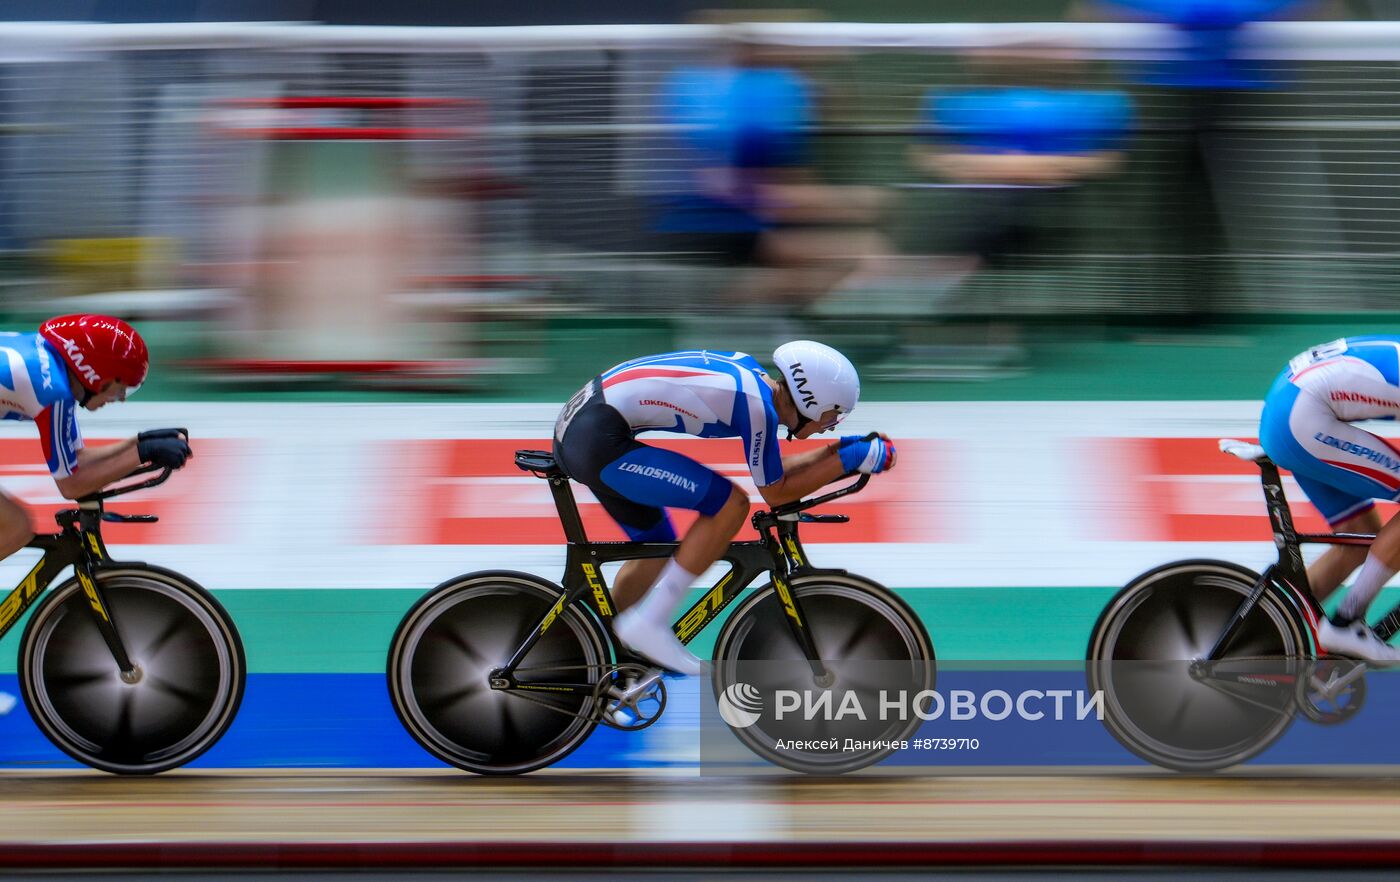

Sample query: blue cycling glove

[837,435,895,475]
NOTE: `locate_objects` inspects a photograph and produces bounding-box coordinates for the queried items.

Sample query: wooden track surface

[4,769,1400,846]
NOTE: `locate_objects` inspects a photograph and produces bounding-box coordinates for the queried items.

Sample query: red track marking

[6,839,1400,869]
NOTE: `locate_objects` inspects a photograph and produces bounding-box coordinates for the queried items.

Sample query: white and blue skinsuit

[0,333,84,479]
[1261,336,1400,524]
[553,350,783,541]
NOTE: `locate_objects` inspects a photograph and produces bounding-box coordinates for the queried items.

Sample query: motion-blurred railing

[1,21,1399,319]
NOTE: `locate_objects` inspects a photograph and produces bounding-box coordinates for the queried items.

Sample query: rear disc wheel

[388,572,610,775]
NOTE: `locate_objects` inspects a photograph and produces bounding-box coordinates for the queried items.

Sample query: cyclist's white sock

[632,558,701,627]
[613,558,703,675]
[1337,552,1398,622]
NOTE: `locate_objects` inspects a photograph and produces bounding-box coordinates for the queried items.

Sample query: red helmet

[38,314,149,395]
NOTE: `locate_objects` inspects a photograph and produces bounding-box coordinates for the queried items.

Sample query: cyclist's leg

[1261,379,1400,656]
[561,468,687,611]
[555,401,744,672]
[1306,504,1382,602]
[0,489,34,561]
[596,447,741,674]
[610,485,749,610]
[673,484,749,573]
[1262,372,1391,600]
[613,559,666,612]
[0,491,26,713]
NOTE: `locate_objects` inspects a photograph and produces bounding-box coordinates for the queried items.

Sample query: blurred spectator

[875,46,1130,379]
[1077,0,1325,329]
[652,40,892,318]
[910,46,1133,284]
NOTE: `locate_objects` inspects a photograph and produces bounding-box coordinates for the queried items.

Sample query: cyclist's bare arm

[758,444,848,507]
[759,433,897,508]
[54,439,141,500]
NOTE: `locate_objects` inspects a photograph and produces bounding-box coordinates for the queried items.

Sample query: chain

[494,662,654,724]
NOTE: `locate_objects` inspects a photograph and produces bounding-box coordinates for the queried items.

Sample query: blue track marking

[0,671,1394,770]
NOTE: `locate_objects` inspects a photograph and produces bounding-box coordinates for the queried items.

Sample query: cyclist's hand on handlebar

[837,433,896,475]
[138,428,186,443]
[137,434,192,470]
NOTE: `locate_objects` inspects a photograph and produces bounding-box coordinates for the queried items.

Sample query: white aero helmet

[773,340,859,427]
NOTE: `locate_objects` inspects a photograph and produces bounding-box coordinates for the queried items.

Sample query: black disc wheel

[20,567,245,775]
[712,573,934,774]
[1087,560,1306,771]
[388,571,610,775]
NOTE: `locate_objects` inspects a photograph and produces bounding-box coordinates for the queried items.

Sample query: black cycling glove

[138,428,185,443]
[137,434,192,469]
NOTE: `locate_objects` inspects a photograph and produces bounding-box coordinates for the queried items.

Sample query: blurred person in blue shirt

[1079,0,1326,328]
[1104,0,1310,89]
[910,46,1133,281]
[653,43,891,314]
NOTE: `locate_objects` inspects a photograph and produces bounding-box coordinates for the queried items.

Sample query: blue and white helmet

[772,340,859,426]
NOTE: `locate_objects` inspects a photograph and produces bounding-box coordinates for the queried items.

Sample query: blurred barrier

[1,22,1400,326]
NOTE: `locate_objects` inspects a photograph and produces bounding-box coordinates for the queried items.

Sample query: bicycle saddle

[515,449,564,478]
[1219,438,1268,463]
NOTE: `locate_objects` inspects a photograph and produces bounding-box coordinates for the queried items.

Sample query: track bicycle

[1088,438,1374,771]
[387,446,935,775]
[3,432,245,774]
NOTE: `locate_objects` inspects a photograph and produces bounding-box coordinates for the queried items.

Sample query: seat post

[1259,458,1299,541]
[514,448,589,544]
[548,475,589,544]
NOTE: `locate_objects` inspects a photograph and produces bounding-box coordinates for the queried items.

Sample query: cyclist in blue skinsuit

[0,314,192,567]
[1260,335,1400,661]
[553,340,896,674]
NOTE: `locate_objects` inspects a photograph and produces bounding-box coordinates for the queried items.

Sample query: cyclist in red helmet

[0,314,191,563]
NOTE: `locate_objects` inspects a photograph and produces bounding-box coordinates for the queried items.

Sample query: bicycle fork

[74,530,137,679]
[768,529,831,686]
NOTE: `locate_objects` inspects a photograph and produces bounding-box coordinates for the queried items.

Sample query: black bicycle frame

[0,502,133,675]
[0,462,174,677]
[1205,455,1377,661]
[492,452,868,694]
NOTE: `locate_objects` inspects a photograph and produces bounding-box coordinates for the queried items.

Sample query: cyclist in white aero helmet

[552,340,896,675]
[772,340,860,439]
